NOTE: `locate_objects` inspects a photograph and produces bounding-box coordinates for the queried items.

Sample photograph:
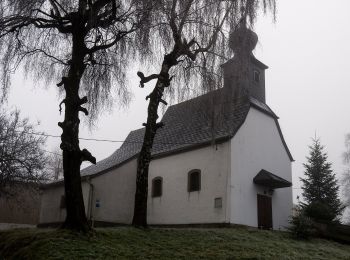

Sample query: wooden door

[257,194,272,229]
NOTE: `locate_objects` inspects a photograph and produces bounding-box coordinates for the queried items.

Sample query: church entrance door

[257,194,272,229]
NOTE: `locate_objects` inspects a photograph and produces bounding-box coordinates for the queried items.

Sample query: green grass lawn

[1,227,350,259]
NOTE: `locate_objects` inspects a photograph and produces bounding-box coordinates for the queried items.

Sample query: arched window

[188,170,201,192]
[152,177,163,197]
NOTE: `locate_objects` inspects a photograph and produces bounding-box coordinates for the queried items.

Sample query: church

[40,26,293,230]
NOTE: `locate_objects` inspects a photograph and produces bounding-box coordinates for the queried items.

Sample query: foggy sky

[6,0,350,203]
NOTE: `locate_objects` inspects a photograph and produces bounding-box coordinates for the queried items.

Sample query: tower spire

[229,20,258,56]
[222,22,268,103]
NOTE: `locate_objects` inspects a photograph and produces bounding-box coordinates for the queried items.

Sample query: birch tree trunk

[132,55,175,227]
[60,28,91,232]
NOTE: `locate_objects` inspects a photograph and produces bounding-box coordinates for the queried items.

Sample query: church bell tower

[222,23,268,103]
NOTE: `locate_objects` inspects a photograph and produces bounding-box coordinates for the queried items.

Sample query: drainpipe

[225,141,231,224]
[86,177,94,228]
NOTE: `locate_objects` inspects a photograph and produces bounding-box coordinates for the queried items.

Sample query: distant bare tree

[0,109,48,198]
[47,148,63,180]
[132,0,276,227]
[341,133,350,222]
[343,134,350,165]
[0,0,153,231]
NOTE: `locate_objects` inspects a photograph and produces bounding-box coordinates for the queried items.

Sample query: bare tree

[0,109,48,198]
[0,0,153,231]
[132,0,276,227]
[343,134,350,165]
[47,148,63,180]
[341,133,350,222]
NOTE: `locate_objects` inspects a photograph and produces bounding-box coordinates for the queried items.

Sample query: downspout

[225,139,232,224]
[86,177,94,228]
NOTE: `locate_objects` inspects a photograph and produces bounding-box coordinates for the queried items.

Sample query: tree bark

[132,55,176,227]
[59,28,92,232]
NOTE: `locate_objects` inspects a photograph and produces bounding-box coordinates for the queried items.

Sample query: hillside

[1,227,350,259]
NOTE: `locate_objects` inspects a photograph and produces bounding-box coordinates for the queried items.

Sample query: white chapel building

[40,26,294,230]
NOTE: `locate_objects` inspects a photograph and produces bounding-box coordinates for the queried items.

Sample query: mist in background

[5,0,350,204]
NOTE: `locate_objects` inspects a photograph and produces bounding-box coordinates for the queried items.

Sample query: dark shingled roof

[42,90,293,189]
[79,89,293,178]
[81,90,248,177]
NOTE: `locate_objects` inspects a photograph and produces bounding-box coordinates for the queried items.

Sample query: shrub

[288,207,315,239]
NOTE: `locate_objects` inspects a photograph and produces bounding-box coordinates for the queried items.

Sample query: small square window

[253,70,260,83]
[214,197,222,208]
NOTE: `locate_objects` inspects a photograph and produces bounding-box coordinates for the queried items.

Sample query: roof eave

[152,136,232,160]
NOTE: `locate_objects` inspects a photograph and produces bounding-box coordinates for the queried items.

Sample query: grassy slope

[0,227,350,259]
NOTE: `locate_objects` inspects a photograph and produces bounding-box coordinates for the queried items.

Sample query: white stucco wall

[89,159,137,224]
[39,159,137,225]
[230,107,293,230]
[40,144,229,226]
[147,142,231,224]
[39,182,90,224]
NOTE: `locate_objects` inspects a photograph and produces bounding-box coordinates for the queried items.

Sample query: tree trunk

[132,55,175,227]
[60,31,91,232]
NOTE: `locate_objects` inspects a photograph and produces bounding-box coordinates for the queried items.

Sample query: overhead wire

[14,129,202,145]
[6,128,202,158]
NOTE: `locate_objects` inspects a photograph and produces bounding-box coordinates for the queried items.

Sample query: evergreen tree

[300,138,344,223]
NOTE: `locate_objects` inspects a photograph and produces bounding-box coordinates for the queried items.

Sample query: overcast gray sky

[5,0,350,203]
